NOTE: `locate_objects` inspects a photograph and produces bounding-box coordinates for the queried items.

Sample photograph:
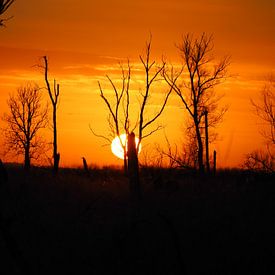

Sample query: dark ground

[0,165,274,275]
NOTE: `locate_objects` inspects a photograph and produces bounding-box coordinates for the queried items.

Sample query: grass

[0,165,274,274]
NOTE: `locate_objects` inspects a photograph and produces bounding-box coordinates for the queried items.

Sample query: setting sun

[111,134,141,159]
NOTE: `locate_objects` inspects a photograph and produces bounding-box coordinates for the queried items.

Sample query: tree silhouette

[93,37,172,200]
[92,61,131,173]
[94,37,172,172]
[244,76,274,172]
[251,76,275,145]
[164,33,229,173]
[0,0,15,27]
[2,83,48,170]
[137,38,172,145]
[156,127,198,169]
[42,56,60,174]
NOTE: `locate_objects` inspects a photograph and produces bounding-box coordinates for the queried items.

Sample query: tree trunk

[123,151,128,175]
[195,122,204,174]
[205,110,210,173]
[24,144,30,171]
[53,107,59,174]
[127,132,141,201]
[213,150,217,175]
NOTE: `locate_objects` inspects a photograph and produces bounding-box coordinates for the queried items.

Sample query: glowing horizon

[0,0,274,168]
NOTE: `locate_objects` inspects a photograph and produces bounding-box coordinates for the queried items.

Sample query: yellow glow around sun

[111,133,141,159]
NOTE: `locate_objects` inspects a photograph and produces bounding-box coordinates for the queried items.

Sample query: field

[0,165,274,275]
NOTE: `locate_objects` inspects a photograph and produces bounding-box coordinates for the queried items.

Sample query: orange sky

[0,0,274,168]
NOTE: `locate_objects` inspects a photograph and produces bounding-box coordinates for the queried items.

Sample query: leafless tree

[244,149,274,173]
[244,76,274,172]
[93,61,131,173]
[93,37,172,172]
[0,0,15,27]
[2,83,48,170]
[251,76,275,145]
[164,33,229,173]
[42,56,60,174]
[137,37,172,145]
[154,122,199,170]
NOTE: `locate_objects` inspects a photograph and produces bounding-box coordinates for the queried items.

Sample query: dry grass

[0,165,274,274]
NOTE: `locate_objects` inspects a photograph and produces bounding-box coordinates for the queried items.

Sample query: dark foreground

[0,166,274,275]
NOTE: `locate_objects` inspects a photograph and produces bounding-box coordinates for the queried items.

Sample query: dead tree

[0,0,14,27]
[93,61,131,174]
[164,33,229,173]
[137,36,172,148]
[93,37,172,175]
[244,76,275,172]
[43,56,60,174]
[156,129,197,169]
[251,76,275,145]
[2,83,48,170]
[244,150,274,173]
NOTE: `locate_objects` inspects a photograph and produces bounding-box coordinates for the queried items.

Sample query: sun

[111,133,141,159]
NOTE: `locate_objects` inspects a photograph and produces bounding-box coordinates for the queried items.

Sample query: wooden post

[205,110,210,173]
[213,150,217,175]
[127,132,141,201]
[82,157,89,175]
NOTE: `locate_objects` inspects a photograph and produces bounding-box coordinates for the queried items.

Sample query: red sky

[0,0,274,168]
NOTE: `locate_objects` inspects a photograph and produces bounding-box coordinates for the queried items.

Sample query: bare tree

[164,33,229,173]
[137,37,172,145]
[0,0,15,27]
[244,76,274,172]
[156,127,198,170]
[93,61,131,173]
[42,56,60,174]
[2,83,48,170]
[95,37,172,201]
[244,149,274,173]
[251,76,275,145]
[94,37,172,171]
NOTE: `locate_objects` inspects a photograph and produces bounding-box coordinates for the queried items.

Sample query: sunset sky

[0,0,274,168]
